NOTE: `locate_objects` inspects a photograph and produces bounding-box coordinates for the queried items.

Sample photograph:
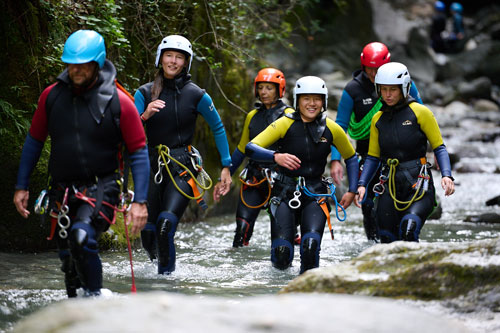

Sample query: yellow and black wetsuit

[246,111,358,273]
[359,97,453,243]
[230,100,294,247]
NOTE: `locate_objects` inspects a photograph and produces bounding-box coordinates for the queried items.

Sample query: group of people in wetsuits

[13,29,455,297]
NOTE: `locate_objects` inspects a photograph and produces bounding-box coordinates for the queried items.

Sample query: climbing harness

[386,158,429,211]
[238,167,273,209]
[154,144,212,201]
[299,176,347,240]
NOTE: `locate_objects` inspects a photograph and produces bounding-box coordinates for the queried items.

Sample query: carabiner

[154,156,165,184]
[34,190,49,215]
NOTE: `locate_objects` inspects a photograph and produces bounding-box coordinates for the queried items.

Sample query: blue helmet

[61,30,106,68]
[434,1,445,12]
[450,2,463,13]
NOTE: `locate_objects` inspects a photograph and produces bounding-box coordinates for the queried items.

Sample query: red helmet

[254,68,286,98]
[360,42,391,68]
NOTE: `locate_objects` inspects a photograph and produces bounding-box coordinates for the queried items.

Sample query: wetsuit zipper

[73,97,91,179]
[174,91,182,147]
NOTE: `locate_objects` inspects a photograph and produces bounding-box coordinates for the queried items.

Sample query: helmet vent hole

[397,74,402,78]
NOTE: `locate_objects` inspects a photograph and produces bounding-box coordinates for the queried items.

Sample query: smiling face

[67,62,98,88]
[379,84,403,106]
[161,50,187,79]
[298,94,323,122]
[257,82,278,109]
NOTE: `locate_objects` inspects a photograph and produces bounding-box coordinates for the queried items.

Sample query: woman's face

[298,94,323,122]
[257,82,278,108]
[365,66,378,83]
[379,84,402,106]
[161,50,186,79]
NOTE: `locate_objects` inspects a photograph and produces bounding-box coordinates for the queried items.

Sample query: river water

[1,111,500,332]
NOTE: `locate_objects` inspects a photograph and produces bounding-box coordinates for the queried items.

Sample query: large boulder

[282,238,500,302]
[13,292,470,333]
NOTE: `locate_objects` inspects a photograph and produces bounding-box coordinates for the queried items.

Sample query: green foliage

[0,100,30,137]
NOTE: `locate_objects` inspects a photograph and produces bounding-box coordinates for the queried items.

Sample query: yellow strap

[158,144,212,200]
[387,158,426,211]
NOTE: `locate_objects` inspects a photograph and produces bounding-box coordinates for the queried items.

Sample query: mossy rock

[281,238,500,301]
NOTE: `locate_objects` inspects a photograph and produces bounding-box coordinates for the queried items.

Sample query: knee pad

[141,223,157,261]
[300,232,321,274]
[68,223,101,292]
[399,214,422,242]
[233,218,251,248]
[271,239,293,270]
[157,212,179,274]
[379,229,397,244]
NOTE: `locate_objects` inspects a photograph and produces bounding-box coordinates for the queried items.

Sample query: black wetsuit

[16,60,149,296]
[246,111,358,273]
[359,98,453,243]
[229,100,293,247]
[333,69,423,241]
[134,71,231,274]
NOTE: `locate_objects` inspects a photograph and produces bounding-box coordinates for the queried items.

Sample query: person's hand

[13,189,30,218]
[441,176,455,196]
[330,160,344,185]
[274,153,301,170]
[355,186,365,208]
[127,202,148,235]
[215,167,232,198]
[339,191,355,209]
[212,182,223,202]
[142,99,165,120]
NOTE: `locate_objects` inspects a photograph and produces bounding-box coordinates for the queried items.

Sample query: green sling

[347,98,382,140]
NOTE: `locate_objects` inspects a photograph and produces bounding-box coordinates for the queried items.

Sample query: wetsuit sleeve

[15,134,44,190]
[16,85,54,190]
[229,148,246,176]
[133,89,146,115]
[197,93,232,167]
[410,103,444,150]
[245,117,294,162]
[433,145,453,179]
[358,155,381,188]
[118,90,147,153]
[236,110,257,152]
[326,119,356,160]
[129,146,149,203]
[331,90,354,161]
[344,155,359,193]
[409,81,423,104]
[367,111,383,158]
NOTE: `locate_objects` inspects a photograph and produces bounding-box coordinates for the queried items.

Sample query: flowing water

[1,114,500,332]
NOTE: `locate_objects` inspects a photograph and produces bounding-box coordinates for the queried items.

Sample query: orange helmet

[360,42,391,68]
[254,68,286,98]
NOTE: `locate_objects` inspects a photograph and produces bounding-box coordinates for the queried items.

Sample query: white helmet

[374,62,411,98]
[155,35,193,72]
[293,76,328,111]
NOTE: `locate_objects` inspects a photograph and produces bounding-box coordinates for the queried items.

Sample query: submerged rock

[13,292,470,333]
[281,238,500,302]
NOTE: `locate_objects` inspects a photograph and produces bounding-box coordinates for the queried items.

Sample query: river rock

[457,77,492,100]
[465,213,500,224]
[473,99,500,112]
[281,238,500,302]
[13,292,470,333]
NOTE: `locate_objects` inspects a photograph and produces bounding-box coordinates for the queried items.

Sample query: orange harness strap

[318,198,334,240]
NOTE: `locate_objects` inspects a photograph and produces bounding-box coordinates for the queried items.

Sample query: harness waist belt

[392,157,427,169]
